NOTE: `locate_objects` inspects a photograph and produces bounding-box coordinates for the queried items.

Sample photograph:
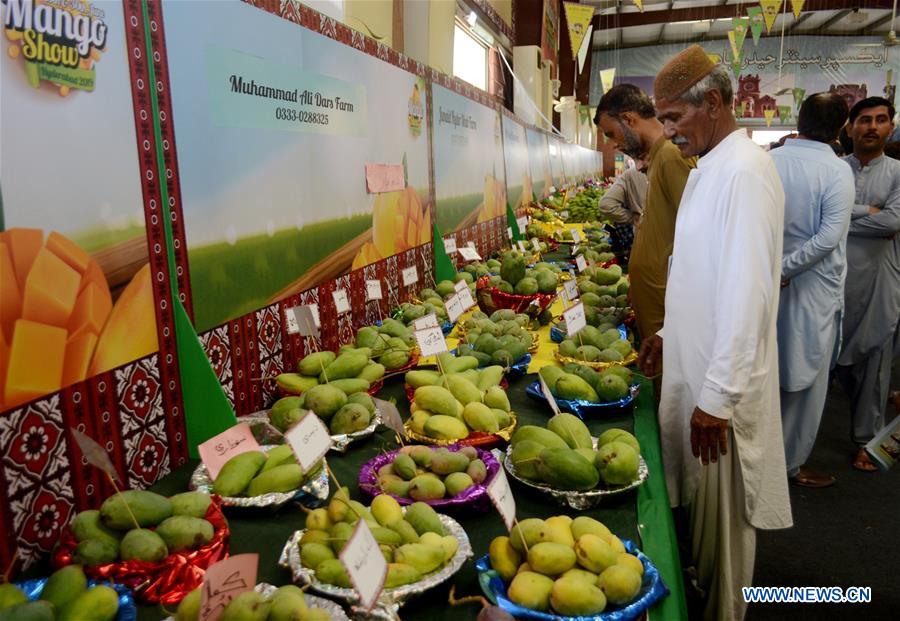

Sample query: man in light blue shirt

[837,97,900,471]
[771,94,854,487]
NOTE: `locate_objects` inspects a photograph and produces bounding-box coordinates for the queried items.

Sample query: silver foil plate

[190,445,330,509]
[161,583,349,620]
[239,412,383,453]
[279,514,472,620]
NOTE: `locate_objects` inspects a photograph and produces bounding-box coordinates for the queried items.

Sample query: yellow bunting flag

[600,67,616,94]
[633,0,644,11]
[563,2,595,60]
[760,0,782,33]
[728,31,741,60]
[707,53,722,64]
[790,0,805,19]
[764,108,776,127]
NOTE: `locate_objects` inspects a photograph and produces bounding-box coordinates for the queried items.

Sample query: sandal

[789,467,836,488]
[852,448,877,472]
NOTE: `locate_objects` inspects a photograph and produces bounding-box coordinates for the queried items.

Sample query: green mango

[476,366,504,390]
[442,374,483,406]
[274,373,319,395]
[428,449,470,475]
[558,339,578,358]
[385,563,422,588]
[408,476,446,501]
[155,516,215,552]
[404,502,444,536]
[357,362,386,384]
[120,528,168,562]
[556,374,599,402]
[72,510,121,545]
[379,317,410,338]
[297,351,336,377]
[537,448,600,491]
[597,374,629,402]
[463,402,499,433]
[444,472,474,496]
[39,565,86,611]
[60,585,117,621]
[169,492,212,518]
[380,350,410,370]
[405,369,441,388]
[330,403,372,434]
[500,253,526,286]
[510,440,544,481]
[73,539,118,566]
[0,601,54,621]
[213,451,267,497]
[247,464,304,496]
[327,378,370,394]
[320,352,368,382]
[0,583,27,610]
[597,428,640,453]
[301,542,336,569]
[575,345,601,362]
[303,384,347,419]
[535,269,558,294]
[268,585,309,621]
[174,588,201,621]
[423,415,468,440]
[220,591,270,621]
[474,333,500,355]
[100,490,173,530]
[386,519,420,544]
[315,559,352,588]
[547,413,593,450]
[514,277,538,295]
[347,391,376,413]
[483,385,510,411]
[269,396,305,430]
[413,385,459,418]
[597,348,624,362]
[511,425,569,449]
[392,454,418,480]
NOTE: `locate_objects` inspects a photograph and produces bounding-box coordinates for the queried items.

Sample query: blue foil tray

[15,578,137,621]
[525,381,638,419]
[451,350,531,380]
[551,324,627,343]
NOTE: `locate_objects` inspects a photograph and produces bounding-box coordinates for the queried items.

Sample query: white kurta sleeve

[697,170,781,420]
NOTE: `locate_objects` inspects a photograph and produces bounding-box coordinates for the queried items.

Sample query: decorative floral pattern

[115,355,170,489]
[201,325,234,406]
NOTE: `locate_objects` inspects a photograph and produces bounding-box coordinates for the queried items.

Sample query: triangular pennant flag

[507,202,523,242]
[707,53,722,65]
[792,87,806,109]
[599,68,616,94]
[727,31,741,60]
[764,108,776,127]
[563,2,595,60]
[736,100,747,118]
[778,105,792,123]
[732,17,749,51]
[577,24,593,73]
[175,298,238,458]
[760,0,782,33]
[731,59,743,79]
[790,0,805,19]
[747,6,764,44]
[433,222,456,283]
[633,0,644,11]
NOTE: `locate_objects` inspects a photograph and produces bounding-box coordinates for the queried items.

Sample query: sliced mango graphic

[0,241,22,342]
[4,227,42,290]
[363,186,429,268]
[5,319,67,408]
[21,247,81,328]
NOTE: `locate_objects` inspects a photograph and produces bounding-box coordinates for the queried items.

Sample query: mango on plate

[155,516,214,552]
[246,463,304,496]
[213,451,267,497]
[100,490,173,530]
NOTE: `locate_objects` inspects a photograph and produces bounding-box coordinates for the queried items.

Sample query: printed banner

[563,2,594,60]
[760,0,782,33]
[502,115,532,210]
[748,7,765,45]
[526,128,553,199]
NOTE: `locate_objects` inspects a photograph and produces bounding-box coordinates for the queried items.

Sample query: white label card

[486,467,517,531]
[539,376,562,416]
[531,238,541,252]
[444,294,464,324]
[457,286,475,311]
[517,240,528,253]
[575,255,588,273]
[571,244,580,257]
[507,226,513,240]
[414,326,449,357]
[365,280,383,301]
[516,216,528,231]
[332,289,350,315]
[453,279,469,293]
[443,237,457,254]
[571,229,582,243]
[458,246,481,262]
[340,520,387,611]
[560,210,569,219]
[402,266,418,287]
[563,301,587,337]
[293,305,320,338]
[199,554,258,621]
[284,307,299,335]
[412,313,439,330]
[285,413,333,473]
[564,279,579,301]
[373,398,404,436]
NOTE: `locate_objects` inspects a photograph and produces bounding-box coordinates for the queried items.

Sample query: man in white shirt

[771,94,854,487]
[639,45,792,621]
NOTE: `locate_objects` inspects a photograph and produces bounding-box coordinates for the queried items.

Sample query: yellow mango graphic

[367,187,427,264]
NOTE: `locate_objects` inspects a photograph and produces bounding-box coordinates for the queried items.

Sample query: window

[751,129,795,147]
[453,22,488,91]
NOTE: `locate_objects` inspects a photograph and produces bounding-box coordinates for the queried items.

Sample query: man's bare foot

[789,467,835,488]
[852,448,877,472]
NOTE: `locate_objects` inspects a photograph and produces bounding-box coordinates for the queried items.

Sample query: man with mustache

[638,45,791,621]
[594,84,694,343]
[835,96,900,472]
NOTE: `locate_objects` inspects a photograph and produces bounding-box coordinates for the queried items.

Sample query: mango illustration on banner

[563,2,595,60]
[790,0,805,19]
[732,17,749,50]
[747,6,764,45]
[764,108,776,127]
[760,0,782,33]
[599,68,616,94]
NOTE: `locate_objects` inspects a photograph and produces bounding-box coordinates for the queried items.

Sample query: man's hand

[637,334,663,377]
[780,277,790,289]
[868,206,882,215]
[690,407,729,465]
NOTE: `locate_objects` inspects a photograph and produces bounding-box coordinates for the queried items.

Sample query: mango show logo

[408,79,424,137]
[3,0,108,96]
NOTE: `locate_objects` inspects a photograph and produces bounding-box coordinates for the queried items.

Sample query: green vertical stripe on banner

[433,222,456,283]
[141,0,236,456]
[507,202,522,242]
[633,378,689,620]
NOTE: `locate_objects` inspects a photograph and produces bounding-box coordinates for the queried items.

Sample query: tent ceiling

[585,1,899,49]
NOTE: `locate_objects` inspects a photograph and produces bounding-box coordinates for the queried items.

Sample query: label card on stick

[293,305,320,338]
[560,210,569,219]
[414,326,449,357]
[332,289,350,315]
[517,240,528,253]
[200,553,258,621]
[571,228,582,243]
[412,313,439,330]
[563,301,587,337]
[444,294,464,324]
[571,244,580,257]
[285,307,300,335]
[507,226,513,240]
[373,398,404,436]
[486,467,517,531]
[575,255,588,273]
[563,279,579,301]
[198,423,261,480]
[285,413,333,473]
[516,216,528,231]
[443,237,457,254]
[401,266,418,287]
[458,246,481,262]
[365,280,383,301]
[453,279,469,293]
[458,286,475,311]
[340,520,388,611]
[539,376,561,416]
[531,237,541,252]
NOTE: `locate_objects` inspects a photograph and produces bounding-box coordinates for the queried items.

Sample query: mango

[220,591,270,621]
[483,385,510,411]
[538,365,566,390]
[597,565,642,605]
[39,565,87,610]
[329,403,371,434]
[408,410,430,435]
[597,428,640,453]
[617,552,644,576]
[527,541,576,576]
[466,458,487,484]
[320,352,368,382]
[155,516,214,552]
[100,490,173,530]
[120,528,168,562]
[444,472,474,496]
[300,529,330,546]
[297,351,336,377]
[392,454,418,480]
[382,478,411,497]
[408,475,445,501]
[551,576,607,615]
[423,415,468,440]
[571,517,612,541]
[169,491,212,519]
[560,567,599,584]
[509,518,546,554]
[542,516,575,547]
[596,442,640,485]
[488,535,522,581]
[369,495,401,528]
[174,587,201,621]
[413,385,459,418]
[537,448,599,491]
[547,413,592,450]
[385,563,422,588]
[463,402,499,433]
[57,584,119,621]
[305,508,331,531]
[268,585,308,621]
[328,378,370,395]
[507,572,553,611]
[0,583,27,610]
[575,447,597,465]
[346,500,378,527]
[347,392,376,414]
[408,445,433,468]
[270,396,304,429]
[328,522,354,553]
[213,451,267,497]
[275,373,319,395]
[492,408,511,429]
[429,449,469,475]
[442,374,483,406]
[606,534,626,554]
[556,374,599,402]
[438,535,459,562]
[258,445,295,473]
[72,510,121,545]
[301,542,336,569]
[0,601,54,621]
[386,518,420,544]
[380,350,410,370]
[315,558,353,588]
[394,543,444,574]
[357,362,386,384]
[509,440,544,481]
[476,365,505,390]
[405,369,441,388]
[574,534,617,574]
[558,339,578,358]
[404,502,444,536]
[303,384,347,419]
[74,538,118,566]
[511,426,568,450]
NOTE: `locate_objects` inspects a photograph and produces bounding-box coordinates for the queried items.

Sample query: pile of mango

[558,325,634,364]
[509,417,642,490]
[481,251,558,296]
[377,446,488,500]
[300,491,458,589]
[213,447,320,498]
[405,354,513,440]
[457,310,534,367]
[67,491,214,567]
[562,188,604,223]
[176,584,333,621]
[574,246,616,265]
[539,364,632,403]
[489,515,644,615]
[276,346,386,396]
[0,566,119,621]
[425,271,477,301]
[269,384,377,436]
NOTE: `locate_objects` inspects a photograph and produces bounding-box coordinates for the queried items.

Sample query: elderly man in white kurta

[640,45,792,621]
